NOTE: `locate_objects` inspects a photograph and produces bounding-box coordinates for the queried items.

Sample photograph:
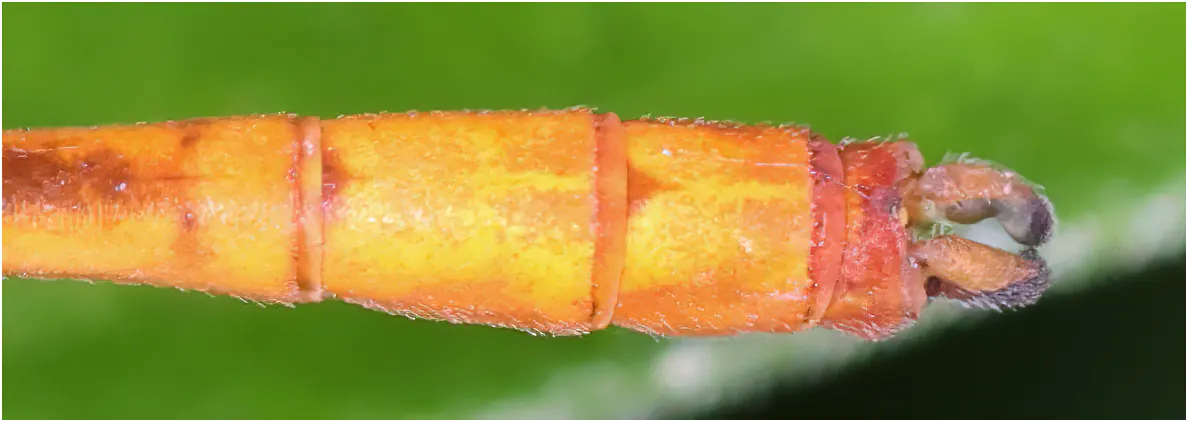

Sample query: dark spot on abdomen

[181,210,197,231]
[626,165,675,212]
[2,145,135,214]
[179,130,201,150]
[321,146,350,216]
[177,119,209,150]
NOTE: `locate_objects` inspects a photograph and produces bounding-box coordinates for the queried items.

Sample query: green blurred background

[3,3,1184,419]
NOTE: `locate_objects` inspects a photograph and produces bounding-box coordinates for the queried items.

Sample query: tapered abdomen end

[820,141,929,340]
[2,116,318,303]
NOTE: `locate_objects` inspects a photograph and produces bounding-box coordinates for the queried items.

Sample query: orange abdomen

[2,108,925,339]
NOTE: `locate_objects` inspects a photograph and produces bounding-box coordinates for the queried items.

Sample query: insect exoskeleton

[1,107,1054,340]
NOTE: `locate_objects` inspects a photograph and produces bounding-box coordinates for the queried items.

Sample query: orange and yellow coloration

[2,107,1054,340]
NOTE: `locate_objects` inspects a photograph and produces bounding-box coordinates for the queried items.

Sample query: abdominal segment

[611,119,829,336]
[318,110,625,335]
[3,108,933,337]
[3,116,309,301]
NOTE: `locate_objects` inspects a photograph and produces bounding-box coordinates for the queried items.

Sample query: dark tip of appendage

[996,196,1056,247]
[1027,197,1056,246]
[965,250,1052,310]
